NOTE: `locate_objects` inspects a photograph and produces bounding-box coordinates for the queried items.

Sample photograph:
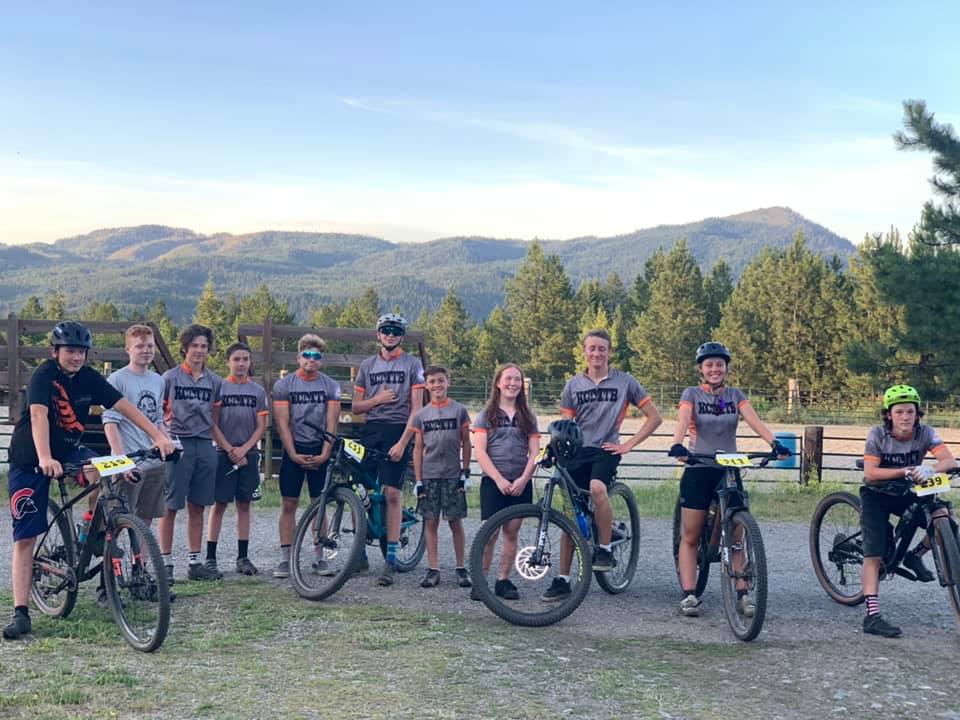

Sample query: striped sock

[865,594,880,617]
[386,542,399,566]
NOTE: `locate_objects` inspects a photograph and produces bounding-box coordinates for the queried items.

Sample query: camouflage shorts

[421,477,467,520]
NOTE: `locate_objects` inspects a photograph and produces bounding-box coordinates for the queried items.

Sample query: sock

[386,542,398,566]
[14,605,29,617]
[865,594,880,617]
[162,553,172,567]
[281,545,291,562]
[188,552,201,565]
[206,541,218,561]
[238,539,249,560]
[456,566,466,571]
[599,543,612,552]
[558,575,570,583]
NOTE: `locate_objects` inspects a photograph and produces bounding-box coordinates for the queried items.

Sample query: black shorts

[566,447,620,490]
[480,476,534,520]
[215,450,261,504]
[679,467,728,511]
[860,486,917,558]
[279,443,328,499]
[359,422,410,489]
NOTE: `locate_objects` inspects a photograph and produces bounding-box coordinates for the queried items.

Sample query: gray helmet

[695,341,731,365]
[51,321,92,349]
[376,313,407,332]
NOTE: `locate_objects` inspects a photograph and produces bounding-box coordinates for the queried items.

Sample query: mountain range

[0,207,855,322]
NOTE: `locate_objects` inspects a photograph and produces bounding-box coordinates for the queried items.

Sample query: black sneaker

[455,568,472,588]
[592,548,617,572]
[188,562,223,581]
[863,614,902,638]
[377,563,395,587]
[470,585,482,601]
[495,579,520,600]
[541,577,571,602]
[2,612,31,640]
[903,552,935,583]
[235,557,259,576]
[420,569,441,588]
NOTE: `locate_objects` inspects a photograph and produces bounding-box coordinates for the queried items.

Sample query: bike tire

[671,497,711,597]
[291,486,367,601]
[932,516,960,629]
[809,491,865,606]
[378,472,426,573]
[719,510,767,642]
[468,503,592,627]
[103,513,170,652]
[595,482,640,594]
[31,499,78,619]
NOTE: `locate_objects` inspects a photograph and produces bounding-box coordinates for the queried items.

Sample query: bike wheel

[291,486,367,601]
[719,510,767,642]
[671,497,711,597]
[468,504,592,627]
[931,516,960,629]
[378,472,426,573]
[31,499,78,619]
[809,491,865,606]
[103,513,170,652]
[594,482,640,594]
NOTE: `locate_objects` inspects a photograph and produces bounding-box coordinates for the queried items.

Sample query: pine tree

[609,306,633,373]
[193,278,233,372]
[703,260,734,334]
[426,288,476,377]
[19,296,45,319]
[45,291,67,320]
[471,306,512,379]
[338,288,381,329]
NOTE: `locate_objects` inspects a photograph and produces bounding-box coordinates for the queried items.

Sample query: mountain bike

[468,445,640,627]
[810,462,960,627]
[670,451,775,641]
[289,429,425,600]
[31,447,177,652]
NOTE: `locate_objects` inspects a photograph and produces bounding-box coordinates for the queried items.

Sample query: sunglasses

[379,326,405,337]
[301,350,323,360]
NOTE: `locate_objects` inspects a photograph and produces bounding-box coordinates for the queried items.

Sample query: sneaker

[470,585,482,601]
[204,559,219,574]
[903,552,935,583]
[2,612,31,640]
[165,564,175,586]
[863,613,902,638]
[377,563,396,587]
[680,594,702,617]
[495,578,520,600]
[541,577,571,602]
[420,569,441,588]
[455,568,472,588]
[592,548,617,572]
[272,561,290,579]
[188,562,223,581]
[235,557,259,576]
[737,593,756,618]
[312,558,336,577]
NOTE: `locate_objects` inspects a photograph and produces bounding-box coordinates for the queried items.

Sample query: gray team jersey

[473,408,540,482]
[273,370,341,445]
[864,424,945,469]
[354,351,425,424]
[215,376,269,447]
[560,370,650,448]
[163,364,221,439]
[411,400,471,479]
[678,385,749,455]
[102,365,166,468]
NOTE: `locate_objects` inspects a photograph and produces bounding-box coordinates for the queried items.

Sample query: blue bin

[771,432,798,468]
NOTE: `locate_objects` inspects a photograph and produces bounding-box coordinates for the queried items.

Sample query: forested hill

[0,207,853,322]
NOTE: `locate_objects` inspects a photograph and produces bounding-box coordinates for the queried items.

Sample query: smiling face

[298,348,322,374]
[53,345,87,374]
[184,336,210,366]
[497,366,523,401]
[700,357,728,386]
[126,333,156,370]
[583,335,611,372]
[425,371,449,401]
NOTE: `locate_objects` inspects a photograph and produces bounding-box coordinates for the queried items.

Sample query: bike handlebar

[684,450,779,469]
[44,447,182,480]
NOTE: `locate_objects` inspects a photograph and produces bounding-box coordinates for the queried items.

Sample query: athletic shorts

[860,485,918,558]
[165,436,217,510]
[566,446,620,490]
[279,443,328,499]
[421,477,467,521]
[480,476,534,521]
[9,446,97,541]
[679,467,729,511]
[215,450,261,504]
[122,464,167,519]
[359,422,410,489]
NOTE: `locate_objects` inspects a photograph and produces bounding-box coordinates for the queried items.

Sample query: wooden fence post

[8,313,20,420]
[262,317,274,482]
[801,425,823,485]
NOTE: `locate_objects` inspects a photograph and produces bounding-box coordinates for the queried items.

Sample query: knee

[589,481,607,501]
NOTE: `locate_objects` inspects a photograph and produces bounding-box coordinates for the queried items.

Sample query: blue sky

[2,2,958,245]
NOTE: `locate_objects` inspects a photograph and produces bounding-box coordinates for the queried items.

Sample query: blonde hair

[298,334,326,352]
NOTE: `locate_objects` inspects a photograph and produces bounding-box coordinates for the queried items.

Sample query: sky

[2,2,958,246]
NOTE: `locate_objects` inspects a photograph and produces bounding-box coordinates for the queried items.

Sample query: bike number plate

[716,453,752,468]
[535,446,547,463]
[89,454,136,477]
[343,438,366,462]
[913,473,952,497]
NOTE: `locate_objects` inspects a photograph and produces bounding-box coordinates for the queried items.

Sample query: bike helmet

[376,313,407,332]
[51,321,92,349]
[883,384,921,410]
[695,341,731,365]
[547,419,583,462]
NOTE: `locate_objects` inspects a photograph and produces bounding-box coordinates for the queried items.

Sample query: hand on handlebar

[668,443,689,460]
[154,435,176,460]
[37,457,64,478]
[770,440,792,459]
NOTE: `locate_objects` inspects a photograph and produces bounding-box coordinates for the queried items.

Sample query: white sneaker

[272,560,290,579]
[738,593,756,618]
[679,594,702,617]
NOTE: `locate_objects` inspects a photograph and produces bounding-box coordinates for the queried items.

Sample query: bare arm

[932,444,958,472]
[29,404,61,476]
[670,403,693,446]
[473,432,511,493]
[104,422,125,456]
[460,422,472,473]
[511,434,542,493]
[211,404,233,453]
[605,400,664,455]
[863,456,910,484]
[413,431,424,484]
[114,398,174,457]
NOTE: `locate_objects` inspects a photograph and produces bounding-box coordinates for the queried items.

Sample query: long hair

[484,363,536,437]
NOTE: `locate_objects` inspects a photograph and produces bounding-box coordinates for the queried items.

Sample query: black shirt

[9,359,124,468]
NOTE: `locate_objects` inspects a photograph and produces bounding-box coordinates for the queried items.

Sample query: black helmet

[547,419,582,462]
[51,321,92,349]
[695,341,730,365]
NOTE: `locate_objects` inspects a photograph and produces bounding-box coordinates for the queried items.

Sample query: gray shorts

[165,436,217,510]
[122,464,167,519]
[215,450,260,504]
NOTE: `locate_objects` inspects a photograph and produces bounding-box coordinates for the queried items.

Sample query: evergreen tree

[45,291,67,320]
[338,287,381,329]
[309,302,344,328]
[192,278,233,372]
[609,305,633,373]
[599,272,628,318]
[471,306,512,378]
[19,296,45,319]
[144,300,179,355]
[703,260,734,334]
[425,288,476,377]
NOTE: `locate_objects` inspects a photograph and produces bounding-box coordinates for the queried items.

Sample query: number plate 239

[913,473,952,497]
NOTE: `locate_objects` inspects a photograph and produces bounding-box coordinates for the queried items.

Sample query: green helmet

[883,384,921,410]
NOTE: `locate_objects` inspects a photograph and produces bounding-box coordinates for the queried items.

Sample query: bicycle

[467,445,640,627]
[810,461,960,627]
[31,447,176,652]
[289,429,426,600]
[670,450,775,641]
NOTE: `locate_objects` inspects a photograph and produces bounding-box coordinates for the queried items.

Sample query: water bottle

[355,483,371,511]
[77,510,93,543]
[575,508,591,539]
